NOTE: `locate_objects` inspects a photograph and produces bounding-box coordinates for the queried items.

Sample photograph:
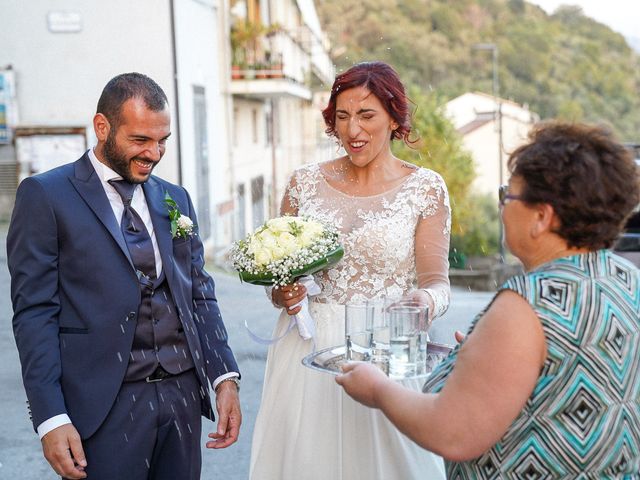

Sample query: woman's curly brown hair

[508,122,640,249]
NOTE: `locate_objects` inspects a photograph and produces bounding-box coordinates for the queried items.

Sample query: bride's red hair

[322,61,413,144]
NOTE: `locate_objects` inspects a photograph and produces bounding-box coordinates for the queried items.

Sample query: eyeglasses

[498,184,525,206]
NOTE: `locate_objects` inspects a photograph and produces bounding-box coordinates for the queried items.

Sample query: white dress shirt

[89,148,163,276]
[37,149,237,439]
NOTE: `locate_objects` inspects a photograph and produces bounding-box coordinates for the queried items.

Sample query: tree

[317,0,640,141]
[392,88,496,262]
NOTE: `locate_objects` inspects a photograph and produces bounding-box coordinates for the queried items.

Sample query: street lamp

[473,43,505,262]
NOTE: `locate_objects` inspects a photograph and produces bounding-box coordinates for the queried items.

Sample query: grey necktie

[108,179,157,283]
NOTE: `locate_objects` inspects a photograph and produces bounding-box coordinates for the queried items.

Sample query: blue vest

[124,271,195,381]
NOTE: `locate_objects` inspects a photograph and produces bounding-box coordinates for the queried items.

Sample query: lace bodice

[284,162,451,313]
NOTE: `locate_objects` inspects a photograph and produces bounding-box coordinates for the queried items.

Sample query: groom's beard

[104,130,157,184]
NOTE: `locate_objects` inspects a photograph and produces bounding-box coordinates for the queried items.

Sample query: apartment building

[226,0,334,248]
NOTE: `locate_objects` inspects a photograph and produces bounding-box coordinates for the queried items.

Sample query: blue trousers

[67,370,202,480]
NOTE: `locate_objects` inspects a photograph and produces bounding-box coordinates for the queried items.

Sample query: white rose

[297,230,316,248]
[177,215,193,230]
[267,217,293,233]
[298,222,324,247]
[305,220,324,236]
[268,247,287,261]
[277,232,298,255]
[258,231,278,250]
[247,236,263,255]
[254,247,273,266]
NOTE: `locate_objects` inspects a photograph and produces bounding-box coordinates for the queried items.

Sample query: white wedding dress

[250,162,451,480]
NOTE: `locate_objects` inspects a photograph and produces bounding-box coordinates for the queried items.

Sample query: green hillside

[316,0,640,141]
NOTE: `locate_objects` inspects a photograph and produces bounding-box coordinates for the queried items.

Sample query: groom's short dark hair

[97,72,168,129]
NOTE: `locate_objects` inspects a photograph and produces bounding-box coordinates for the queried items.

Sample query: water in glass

[388,305,421,378]
[345,302,372,361]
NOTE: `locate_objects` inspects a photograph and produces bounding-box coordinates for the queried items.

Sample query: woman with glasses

[337,121,640,477]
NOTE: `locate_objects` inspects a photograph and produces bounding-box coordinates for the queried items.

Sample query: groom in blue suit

[7,73,241,479]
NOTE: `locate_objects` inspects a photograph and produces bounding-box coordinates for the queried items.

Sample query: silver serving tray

[302,342,453,378]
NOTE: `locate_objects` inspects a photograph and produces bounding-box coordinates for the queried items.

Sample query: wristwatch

[215,377,240,393]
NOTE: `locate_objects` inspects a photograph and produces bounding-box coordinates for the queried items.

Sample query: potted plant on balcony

[230,20,259,78]
[244,64,256,80]
[260,50,282,79]
[230,20,283,80]
[231,63,244,80]
[256,62,269,79]
[268,55,284,78]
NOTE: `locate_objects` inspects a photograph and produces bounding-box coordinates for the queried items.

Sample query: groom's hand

[206,382,242,449]
[41,423,87,479]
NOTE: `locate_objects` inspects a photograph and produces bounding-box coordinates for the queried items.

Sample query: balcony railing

[231,63,285,81]
[231,22,326,83]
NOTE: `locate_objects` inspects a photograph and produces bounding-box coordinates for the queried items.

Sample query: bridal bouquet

[231,216,344,287]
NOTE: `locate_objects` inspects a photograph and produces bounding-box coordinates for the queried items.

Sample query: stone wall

[450,256,523,292]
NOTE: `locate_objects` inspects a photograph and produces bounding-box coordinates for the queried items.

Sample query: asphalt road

[0,222,494,479]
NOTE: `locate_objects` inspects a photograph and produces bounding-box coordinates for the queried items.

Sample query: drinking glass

[367,297,389,374]
[345,302,372,361]
[393,300,429,375]
[388,305,421,378]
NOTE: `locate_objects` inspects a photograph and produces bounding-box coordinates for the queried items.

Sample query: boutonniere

[164,192,197,239]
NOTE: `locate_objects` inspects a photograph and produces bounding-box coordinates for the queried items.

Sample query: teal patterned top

[423,250,640,479]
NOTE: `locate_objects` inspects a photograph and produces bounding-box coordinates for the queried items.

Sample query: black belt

[145,365,173,383]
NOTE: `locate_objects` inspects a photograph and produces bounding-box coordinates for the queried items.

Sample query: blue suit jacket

[7,153,239,438]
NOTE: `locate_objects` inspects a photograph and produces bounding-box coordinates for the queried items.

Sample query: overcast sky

[529,0,638,40]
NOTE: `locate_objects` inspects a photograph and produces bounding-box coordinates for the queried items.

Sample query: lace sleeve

[415,173,451,319]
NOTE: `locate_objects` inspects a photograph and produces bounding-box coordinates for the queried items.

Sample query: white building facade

[0,0,232,243]
[226,0,334,250]
[0,0,335,254]
[445,92,539,197]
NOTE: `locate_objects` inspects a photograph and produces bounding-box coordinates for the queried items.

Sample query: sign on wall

[0,104,7,144]
[0,69,17,144]
[47,12,83,33]
[15,127,86,180]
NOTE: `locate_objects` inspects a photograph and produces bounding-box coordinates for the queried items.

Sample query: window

[232,107,239,147]
[252,108,258,144]
[251,176,265,228]
[193,86,210,239]
[236,183,246,240]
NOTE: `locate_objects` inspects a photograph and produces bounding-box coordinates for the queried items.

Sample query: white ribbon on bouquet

[245,275,321,347]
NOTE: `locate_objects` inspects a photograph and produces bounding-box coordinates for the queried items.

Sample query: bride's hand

[272,282,307,316]
[403,289,435,323]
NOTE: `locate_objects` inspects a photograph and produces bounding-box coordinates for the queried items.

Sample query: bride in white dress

[249,61,451,480]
